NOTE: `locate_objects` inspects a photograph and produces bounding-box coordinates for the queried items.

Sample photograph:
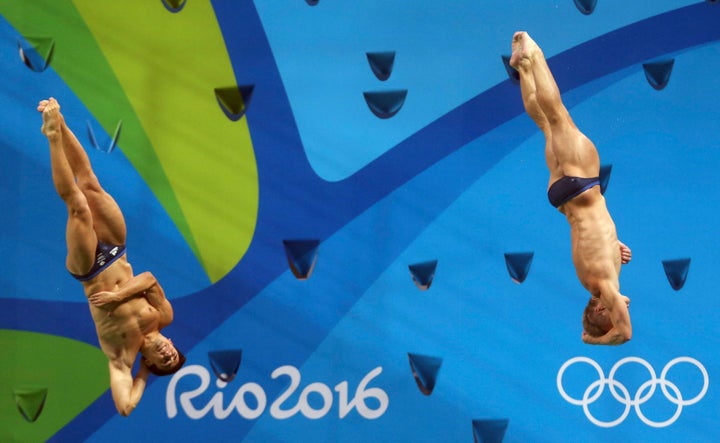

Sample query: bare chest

[93,298,160,347]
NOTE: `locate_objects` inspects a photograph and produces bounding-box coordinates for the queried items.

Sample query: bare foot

[509,31,540,70]
[618,240,632,265]
[37,99,49,112]
[40,98,61,138]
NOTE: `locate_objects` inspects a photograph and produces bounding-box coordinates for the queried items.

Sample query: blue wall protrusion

[366,51,396,81]
[642,59,675,91]
[599,164,612,195]
[408,260,438,290]
[500,55,520,85]
[472,418,509,443]
[86,120,122,154]
[362,90,408,119]
[282,239,320,280]
[573,0,598,15]
[504,252,533,284]
[407,353,443,396]
[18,37,55,73]
[662,258,691,291]
[208,349,243,382]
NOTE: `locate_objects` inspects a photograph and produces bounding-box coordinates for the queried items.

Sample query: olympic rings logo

[557,356,708,428]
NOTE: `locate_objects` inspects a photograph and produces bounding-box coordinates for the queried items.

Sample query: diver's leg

[41,98,127,244]
[40,99,97,274]
[510,33,561,183]
[515,32,599,177]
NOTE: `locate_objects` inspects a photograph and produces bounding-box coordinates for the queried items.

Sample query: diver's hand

[88,290,121,309]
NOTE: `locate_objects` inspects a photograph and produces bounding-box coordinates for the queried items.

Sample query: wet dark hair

[143,350,187,376]
[582,297,612,338]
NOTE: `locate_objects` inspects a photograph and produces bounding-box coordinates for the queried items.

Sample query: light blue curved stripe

[254,0,697,181]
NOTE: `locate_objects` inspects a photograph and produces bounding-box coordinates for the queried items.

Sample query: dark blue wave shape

[46,2,720,440]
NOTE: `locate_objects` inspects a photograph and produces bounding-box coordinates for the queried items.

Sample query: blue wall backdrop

[1,1,719,442]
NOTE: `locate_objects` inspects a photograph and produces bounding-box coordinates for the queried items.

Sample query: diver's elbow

[618,328,632,344]
[116,402,136,417]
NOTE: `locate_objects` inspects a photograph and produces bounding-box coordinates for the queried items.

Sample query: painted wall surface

[1,1,719,442]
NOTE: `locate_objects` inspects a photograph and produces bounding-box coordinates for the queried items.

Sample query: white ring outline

[660,357,709,406]
[582,378,632,428]
[634,378,683,428]
[608,357,657,405]
[557,357,603,406]
[557,356,709,428]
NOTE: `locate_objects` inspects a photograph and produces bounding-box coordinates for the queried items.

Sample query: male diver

[39,97,185,415]
[509,32,632,345]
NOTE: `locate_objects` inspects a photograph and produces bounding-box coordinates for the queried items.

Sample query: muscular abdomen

[81,257,134,297]
[564,194,620,291]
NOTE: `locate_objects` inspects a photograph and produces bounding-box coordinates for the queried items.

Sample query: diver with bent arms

[509,32,632,345]
[39,97,186,415]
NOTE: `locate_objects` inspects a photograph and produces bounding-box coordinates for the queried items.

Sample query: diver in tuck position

[39,97,185,415]
[509,32,632,345]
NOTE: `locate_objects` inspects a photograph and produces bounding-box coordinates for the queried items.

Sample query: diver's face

[146,337,179,370]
